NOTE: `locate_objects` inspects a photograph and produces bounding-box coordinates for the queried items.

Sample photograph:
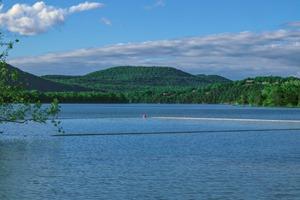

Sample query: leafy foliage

[0,34,63,133]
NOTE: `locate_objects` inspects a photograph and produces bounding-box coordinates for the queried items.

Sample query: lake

[1,104,300,199]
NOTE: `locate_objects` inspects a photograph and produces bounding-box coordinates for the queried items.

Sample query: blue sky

[1,0,300,79]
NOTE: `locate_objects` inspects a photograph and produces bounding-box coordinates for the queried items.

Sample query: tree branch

[0,117,31,124]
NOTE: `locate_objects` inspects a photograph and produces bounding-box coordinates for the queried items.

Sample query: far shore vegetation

[7,70,300,107]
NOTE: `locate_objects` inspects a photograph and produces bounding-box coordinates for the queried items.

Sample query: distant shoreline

[37,102,300,109]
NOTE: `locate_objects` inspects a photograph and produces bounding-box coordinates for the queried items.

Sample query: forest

[16,76,300,107]
[2,64,300,107]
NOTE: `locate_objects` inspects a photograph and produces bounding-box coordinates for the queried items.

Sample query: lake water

[1,104,300,199]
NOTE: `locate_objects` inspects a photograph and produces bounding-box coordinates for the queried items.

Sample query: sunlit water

[1,104,300,199]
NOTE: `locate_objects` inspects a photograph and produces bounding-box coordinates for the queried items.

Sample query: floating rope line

[153,117,300,123]
[52,128,300,137]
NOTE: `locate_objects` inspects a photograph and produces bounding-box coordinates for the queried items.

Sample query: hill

[197,76,300,106]
[122,76,300,106]
[43,66,231,92]
[4,64,300,107]
[196,74,231,83]
[4,64,87,92]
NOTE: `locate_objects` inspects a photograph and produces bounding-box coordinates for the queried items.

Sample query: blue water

[1,104,300,199]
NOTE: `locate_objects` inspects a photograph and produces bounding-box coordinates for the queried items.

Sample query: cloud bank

[0,1,104,35]
[9,29,300,79]
[286,21,300,28]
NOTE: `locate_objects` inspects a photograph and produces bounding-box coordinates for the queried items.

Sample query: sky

[1,0,300,79]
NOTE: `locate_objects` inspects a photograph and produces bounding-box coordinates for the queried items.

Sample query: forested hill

[4,64,87,92]
[42,66,232,91]
[126,76,300,107]
[4,64,300,107]
[27,75,300,107]
[196,74,231,83]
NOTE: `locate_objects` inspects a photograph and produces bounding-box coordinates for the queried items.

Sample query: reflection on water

[1,104,300,199]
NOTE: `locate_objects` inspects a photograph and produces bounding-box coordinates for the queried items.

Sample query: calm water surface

[1,104,300,199]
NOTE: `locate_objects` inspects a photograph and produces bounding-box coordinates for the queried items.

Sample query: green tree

[0,33,62,133]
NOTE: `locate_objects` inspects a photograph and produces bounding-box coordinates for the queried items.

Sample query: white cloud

[9,29,300,79]
[68,1,104,14]
[0,1,104,35]
[100,17,112,26]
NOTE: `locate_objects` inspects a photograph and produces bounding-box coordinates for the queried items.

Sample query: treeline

[127,77,300,107]
[16,91,129,103]
[4,76,300,107]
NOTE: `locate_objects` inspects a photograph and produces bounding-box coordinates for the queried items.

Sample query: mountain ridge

[4,64,300,107]
[42,66,232,91]
[4,64,88,92]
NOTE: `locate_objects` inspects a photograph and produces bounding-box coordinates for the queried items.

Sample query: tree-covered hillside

[5,64,87,92]
[4,64,300,107]
[17,75,300,107]
[43,66,232,92]
[126,76,300,107]
[196,74,231,83]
